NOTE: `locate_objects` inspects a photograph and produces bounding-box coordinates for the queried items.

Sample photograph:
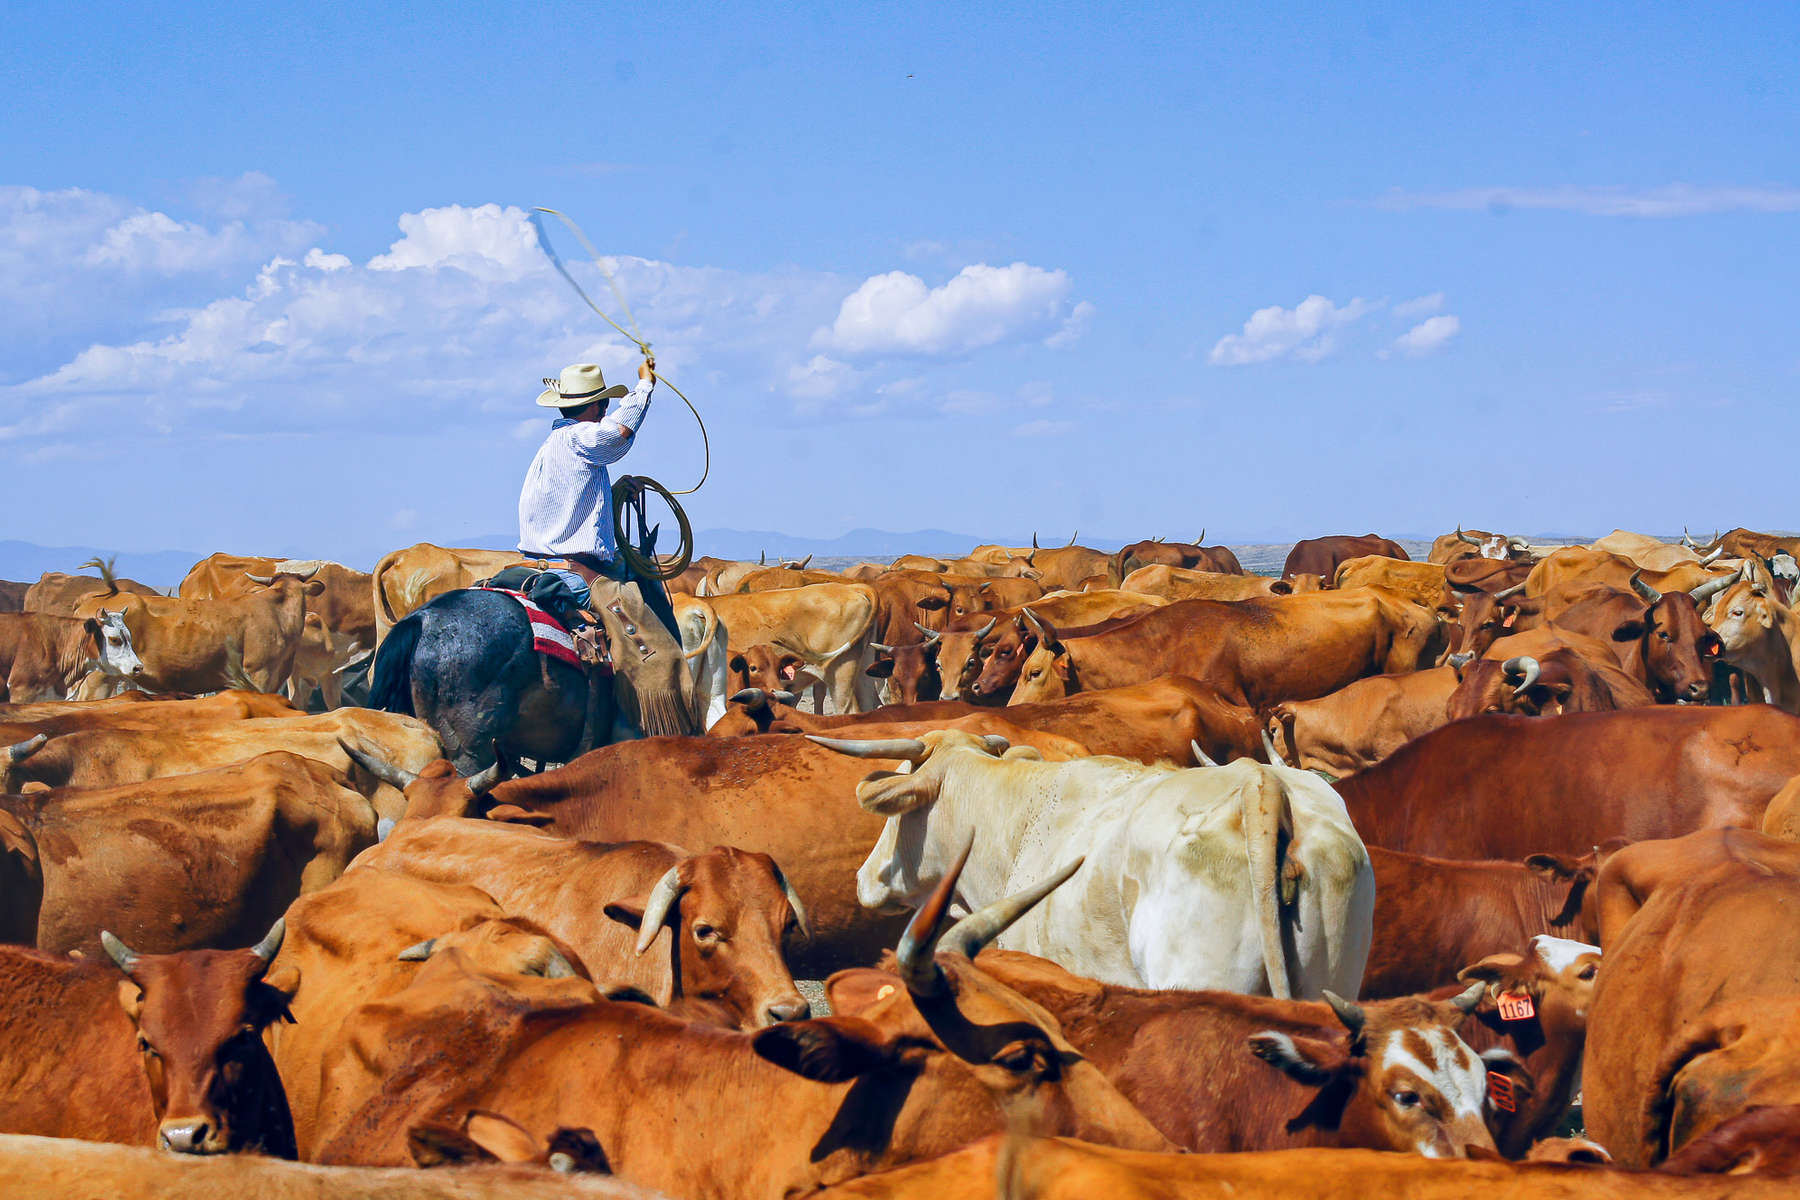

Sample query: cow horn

[1152,535,1164,543]
[1455,526,1479,545]
[1261,730,1288,767]
[1322,989,1365,1038]
[100,931,140,976]
[936,856,1084,963]
[1503,656,1541,697]
[1021,609,1051,641]
[977,581,993,593]
[731,687,771,710]
[773,864,811,942]
[869,642,895,655]
[1492,581,1528,601]
[974,616,999,641]
[1509,538,1532,551]
[1450,980,1486,1013]
[895,833,973,998]
[1190,739,1220,768]
[244,573,275,585]
[337,738,418,790]
[634,867,685,955]
[1066,531,1078,547]
[759,551,766,565]
[1032,533,1040,550]
[6,734,48,764]
[980,735,1010,755]
[805,734,929,762]
[465,759,503,797]
[1628,570,1662,604]
[911,623,943,645]
[1688,571,1737,605]
[396,938,436,961]
[250,918,285,963]
[771,690,800,705]
[798,555,812,569]
[1196,529,1206,545]
[1699,545,1724,565]
[1682,526,1699,549]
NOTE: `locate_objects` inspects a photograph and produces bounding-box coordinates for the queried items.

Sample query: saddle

[476,567,611,670]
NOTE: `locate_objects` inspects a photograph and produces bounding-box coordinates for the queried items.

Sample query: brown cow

[22,562,161,614]
[0,689,298,738]
[1524,547,1730,602]
[719,675,1263,766]
[0,580,28,613]
[726,642,816,698]
[1705,568,1800,711]
[1446,641,1655,719]
[1265,668,1458,776]
[353,816,809,1028]
[0,609,142,701]
[1334,707,1800,859]
[1119,564,1289,602]
[371,543,530,646]
[0,925,294,1155]
[832,949,1495,1157]
[929,592,1167,703]
[1429,527,1535,565]
[76,579,324,696]
[1112,536,1243,581]
[1363,846,1609,998]
[1283,535,1408,580]
[1000,590,1440,708]
[310,858,1173,1192]
[733,567,844,592]
[1588,829,1800,1167]
[0,751,375,956]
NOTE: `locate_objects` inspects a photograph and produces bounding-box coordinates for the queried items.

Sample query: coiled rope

[531,207,706,580]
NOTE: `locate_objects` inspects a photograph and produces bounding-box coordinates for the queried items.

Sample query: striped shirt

[517,376,653,561]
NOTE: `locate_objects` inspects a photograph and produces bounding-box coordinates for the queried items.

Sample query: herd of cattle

[5,525,1800,1197]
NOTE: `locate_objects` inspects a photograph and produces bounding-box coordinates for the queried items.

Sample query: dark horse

[370,588,609,774]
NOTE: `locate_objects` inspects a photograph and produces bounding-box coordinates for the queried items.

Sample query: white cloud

[367,203,546,281]
[1390,314,1461,357]
[304,248,350,272]
[786,354,864,401]
[1380,184,1800,218]
[1393,292,1445,318]
[812,262,1080,358]
[1012,418,1074,438]
[1046,300,1096,349]
[1209,295,1376,366]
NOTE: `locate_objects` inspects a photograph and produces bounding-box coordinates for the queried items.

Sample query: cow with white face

[811,729,1373,999]
[89,610,144,684]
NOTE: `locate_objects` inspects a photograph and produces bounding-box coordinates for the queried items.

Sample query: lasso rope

[529,207,711,497]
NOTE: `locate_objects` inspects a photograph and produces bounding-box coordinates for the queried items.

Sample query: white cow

[813,729,1374,999]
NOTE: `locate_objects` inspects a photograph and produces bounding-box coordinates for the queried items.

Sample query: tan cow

[21,561,161,615]
[0,611,142,701]
[1265,667,1459,777]
[371,543,531,646]
[1590,529,1718,574]
[686,583,879,713]
[1120,565,1290,602]
[1334,556,1448,610]
[74,579,322,696]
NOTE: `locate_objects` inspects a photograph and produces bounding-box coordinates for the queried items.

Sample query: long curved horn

[1682,526,1699,549]
[465,759,503,797]
[1628,570,1662,604]
[337,738,418,790]
[973,616,999,642]
[1455,526,1479,545]
[1032,533,1040,550]
[244,573,275,585]
[1021,608,1051,642]
[936,856,1084,962]
[731,687,771,710]
[396,937,437,961]
[1492,581,1528,601]
[6,734,48,764]
[1699,545,1724,565]
[895,833,972,998]
[773,864,811,942]
[1322,989,1365,1038]
[1261,729,1289,767]
[1688,571,1737,605]
[869,642,895,655]
[1196,528,1206,545]
[100,931,140,976]
[1190,739,1219,768]
[911,622,943,645]
[1503,656,1540,697]
[805,734,929,762]
[798,555,812,569]
[633,867,684,955]
[1450,980,1486,1013]
[250,918,285,963]
[1066,531,1078,547]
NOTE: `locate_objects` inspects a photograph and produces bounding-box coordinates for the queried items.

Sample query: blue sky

[3,3,1797,563]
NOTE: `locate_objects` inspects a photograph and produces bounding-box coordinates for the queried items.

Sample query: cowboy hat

[536,363,630,409]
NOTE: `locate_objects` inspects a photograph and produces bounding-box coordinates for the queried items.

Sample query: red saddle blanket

[477,587,579,668]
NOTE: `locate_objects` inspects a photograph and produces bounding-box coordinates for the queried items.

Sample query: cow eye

[137,1036,158,1057]
[991,1040,1052,1077]
[692,923,720,943]
[1658,631,1672,642]
[1391,1090,1420,1108]
[1577,963,1598,981]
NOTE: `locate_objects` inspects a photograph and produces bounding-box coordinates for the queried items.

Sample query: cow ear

[1611,619,1648,642]
[824,968,904,1018]
[603,899,647,929]
[464,1111,545,1163]
[752,1016,898,1083]
[486,805,556,828]
[865,658,895,679]
[1524,852,1580,881]
[116,979,144,1023]
[83,617,100,634]
[728,654,747,673]
[855,770,941,817]
[304,579,327,596]
[544,1127,609,1174]
[915,596,948,611]
[262,964,301,1007]
[408,1122,500,1167]
[1247,1032,1347,1087]
[1457,951,1528,991]
[1052,652,1074,681]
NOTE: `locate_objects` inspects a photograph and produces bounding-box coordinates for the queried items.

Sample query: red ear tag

[1487,1070,1517,1113]
[1497,992,1536,1021]
[1501,611,1518,628]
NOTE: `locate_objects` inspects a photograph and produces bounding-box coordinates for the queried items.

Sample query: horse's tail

[369,610,421,716]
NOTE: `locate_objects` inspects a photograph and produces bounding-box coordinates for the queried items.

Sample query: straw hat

[536,363,630,409]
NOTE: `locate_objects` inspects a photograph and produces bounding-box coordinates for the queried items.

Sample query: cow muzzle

[159,1116,227,1155]
[760,993,812,1025]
